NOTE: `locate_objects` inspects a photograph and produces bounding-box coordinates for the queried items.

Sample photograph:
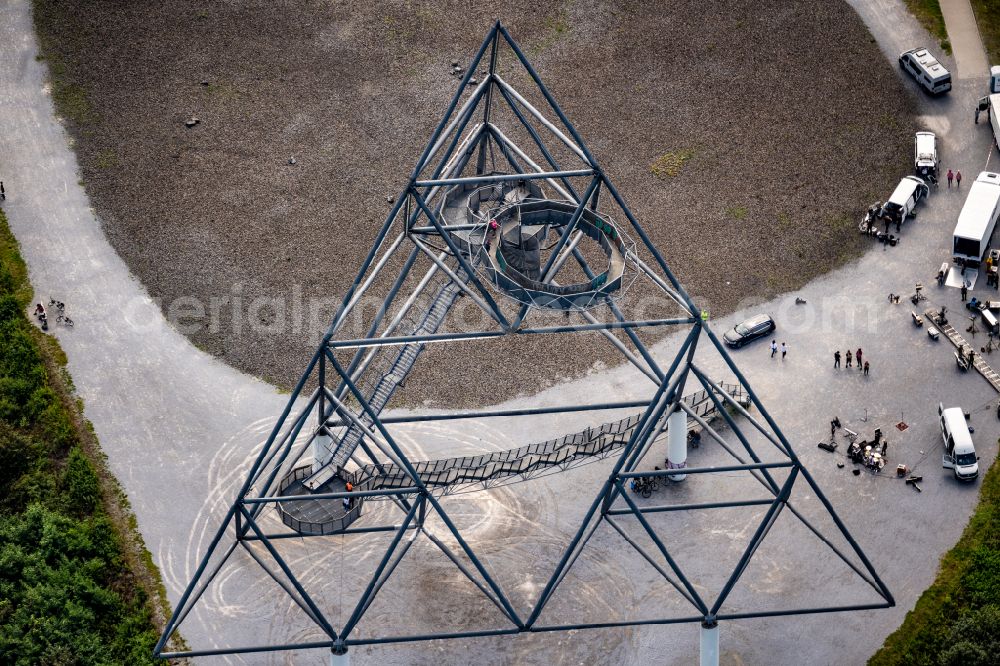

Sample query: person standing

[856,347,863,370]
[846,350,853,368]
[863,360,870,376]
[770,340,778,358]
[0,181,5,201]
[834,350,841,368]
[947,169,954,188]
[962,283,968,302]
[781,342,787,360]
[957,170,963,189]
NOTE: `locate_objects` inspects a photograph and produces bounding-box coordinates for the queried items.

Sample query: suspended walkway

[351,382,745,494]
[276,383,748,535]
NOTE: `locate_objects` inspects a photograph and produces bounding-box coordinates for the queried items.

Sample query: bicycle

[630,476,658,498]
[49,298,73,327]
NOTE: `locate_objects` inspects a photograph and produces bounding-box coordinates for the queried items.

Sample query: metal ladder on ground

[925,308,1000,392]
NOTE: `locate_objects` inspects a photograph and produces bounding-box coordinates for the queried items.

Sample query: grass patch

[31,1,97,127]
[902,0,952,55]
[0,220,32,308]
[971,0,1000,64]
[870,446,1000,664]
[651,149,695,178]
[726,205,748,221]
[777,212,793,230]
[0,209,180,659]
[825,212,853,230]
[95,149,118,169]
[529,8,571,57]
[203,81,240,103]
[879,113,902,131]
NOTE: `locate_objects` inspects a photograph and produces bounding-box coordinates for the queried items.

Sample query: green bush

[0,425,35,499]
[64,446,102,514]
[938,605,1000,665]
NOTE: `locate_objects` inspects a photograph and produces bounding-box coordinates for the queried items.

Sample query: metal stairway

[304,269,469,489]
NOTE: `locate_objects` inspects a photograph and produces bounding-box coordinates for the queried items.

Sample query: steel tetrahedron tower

[156,22,892,663]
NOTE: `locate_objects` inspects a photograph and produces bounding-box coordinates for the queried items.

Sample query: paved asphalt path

[2,0,1000,663]
[940,0,990,79]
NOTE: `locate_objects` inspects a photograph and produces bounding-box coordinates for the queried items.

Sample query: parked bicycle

[49,298,73,327]
[629,476,658,498]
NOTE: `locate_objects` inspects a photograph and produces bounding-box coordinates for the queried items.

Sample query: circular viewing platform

[276,466,363,535]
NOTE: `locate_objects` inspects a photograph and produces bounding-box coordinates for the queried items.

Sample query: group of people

[847,428,888,472]
[986,254,999,289]
[768,339,787,360]
[834,348,870,375]
[945,169,963,189]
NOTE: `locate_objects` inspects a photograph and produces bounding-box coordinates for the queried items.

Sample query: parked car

[722,313,775,348]
[899,47,952,95]
[914,131,938,178]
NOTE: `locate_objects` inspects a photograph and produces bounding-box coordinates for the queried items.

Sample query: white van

[883,176,929,224]
[899,48,952,95]
[939,403,979,481]
[914,132,938,178]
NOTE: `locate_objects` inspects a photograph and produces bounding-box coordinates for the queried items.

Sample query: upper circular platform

[439,180,634,311]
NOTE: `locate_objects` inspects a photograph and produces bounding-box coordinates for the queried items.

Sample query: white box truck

[952,171,1000,267]
[977,93,1000,147]
[975,66,1000,143]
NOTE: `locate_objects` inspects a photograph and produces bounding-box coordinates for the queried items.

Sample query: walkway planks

[925,308,1000,392]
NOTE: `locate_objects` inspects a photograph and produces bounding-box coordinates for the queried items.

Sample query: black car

[723,314,776,348]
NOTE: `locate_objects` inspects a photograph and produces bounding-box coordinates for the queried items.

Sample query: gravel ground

[32,0,917,407]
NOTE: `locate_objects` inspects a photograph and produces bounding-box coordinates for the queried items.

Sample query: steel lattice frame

[155,22,893,661]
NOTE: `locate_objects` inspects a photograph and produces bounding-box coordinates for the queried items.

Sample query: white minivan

[939,403,979,481]
[899,48,952,95]
[914,132,938,178]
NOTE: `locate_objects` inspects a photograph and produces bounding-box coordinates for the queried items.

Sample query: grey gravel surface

[30,0,918,408]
